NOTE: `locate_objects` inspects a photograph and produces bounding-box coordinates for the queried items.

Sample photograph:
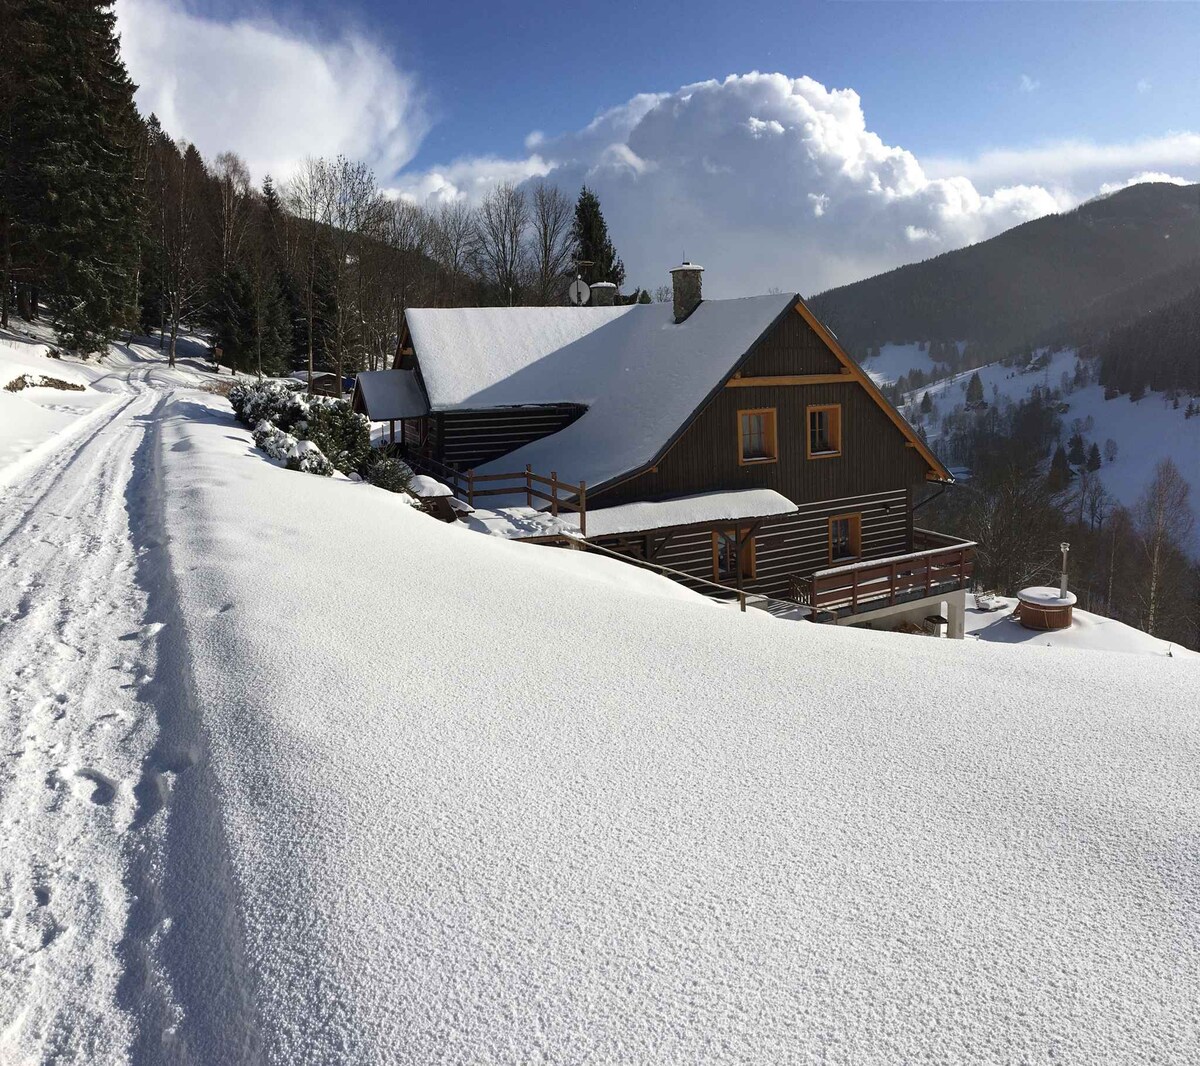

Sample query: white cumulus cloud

[395,73,1199,295]
[115,0,428,183]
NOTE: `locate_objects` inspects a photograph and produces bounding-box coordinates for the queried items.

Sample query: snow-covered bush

[363,455,414,494]
[230,380,301,428]
[303,402,371,475]
[285,440,334,476]
[253,422,299,461]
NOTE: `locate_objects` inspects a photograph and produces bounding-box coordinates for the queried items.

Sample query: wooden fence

[790,541,975,614]
[408,454,588,536]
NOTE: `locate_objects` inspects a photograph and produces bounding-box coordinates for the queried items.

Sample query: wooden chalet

[373,264,975,636]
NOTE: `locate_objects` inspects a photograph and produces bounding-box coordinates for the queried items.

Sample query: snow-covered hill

[865,343,1200,511]
[2,326,1199,1063]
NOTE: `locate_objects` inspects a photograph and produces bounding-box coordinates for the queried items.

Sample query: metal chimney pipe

[1059,542,1070,599]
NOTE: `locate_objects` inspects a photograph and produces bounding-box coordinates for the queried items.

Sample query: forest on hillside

[1097,286,1200,398]
[918,380,1198,650]
[809,182,1200,367]
[1,0,644,381]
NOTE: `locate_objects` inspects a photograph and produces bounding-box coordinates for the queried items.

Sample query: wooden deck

[789,532,975,616]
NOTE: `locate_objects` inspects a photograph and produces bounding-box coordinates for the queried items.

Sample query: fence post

[467,469,475,507]
[925,556,932,596]
[957,548,966,589]
[890,560,897,606]
[851,569,858,611]
[739,591,746,613]
[550,471,559,517]
[525,464,532,509]
[579,481,587,537]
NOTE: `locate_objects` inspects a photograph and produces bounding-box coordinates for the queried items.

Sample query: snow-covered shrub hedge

[253,422,299,461]
[285,440,334,476]
[230,380,301,428]
[363,455,414,494]
[302,402,371,476]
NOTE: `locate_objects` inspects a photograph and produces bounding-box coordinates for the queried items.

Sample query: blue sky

[315,0,1199,170]
[117,0,1200,294]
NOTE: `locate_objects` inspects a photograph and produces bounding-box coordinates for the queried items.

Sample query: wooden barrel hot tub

[1015,586,1076,631]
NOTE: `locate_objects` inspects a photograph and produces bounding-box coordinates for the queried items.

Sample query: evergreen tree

[1086,442,1103,473]
[9,0,144,353]
[1067,432,1086,467]
[920,391,933,416]
[965,371,985,408]
[1047,444,1072,492]
[571,186,625,289]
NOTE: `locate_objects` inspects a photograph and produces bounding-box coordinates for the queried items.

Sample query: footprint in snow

[73,767,117,806]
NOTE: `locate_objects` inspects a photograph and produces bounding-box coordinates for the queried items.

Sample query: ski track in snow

[0,365,257,1063]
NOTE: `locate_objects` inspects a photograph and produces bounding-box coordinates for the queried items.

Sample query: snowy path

[0,366,254,1063]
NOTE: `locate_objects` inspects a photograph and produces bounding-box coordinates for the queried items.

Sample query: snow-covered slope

[860,341,956,386]
[141,392,1200,1063]
[967,595,1196,657]
[910,348,1200,508]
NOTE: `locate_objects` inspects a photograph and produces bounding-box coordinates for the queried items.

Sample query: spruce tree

[18,0,144,353]
[1067,432,1086,467]
[571,186,625,290]
[1087,442,1103,473]
[1047,444,1072,491]
[965,371,985,408]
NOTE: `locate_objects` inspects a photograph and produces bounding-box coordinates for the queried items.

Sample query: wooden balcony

[789,531,975,616]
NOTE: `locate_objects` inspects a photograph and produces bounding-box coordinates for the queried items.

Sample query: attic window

[807,404,842,459]
[738,408,777,465]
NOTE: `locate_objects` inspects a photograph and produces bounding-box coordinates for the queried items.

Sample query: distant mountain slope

[1098,284,1200,397]
[810,182,1200,359]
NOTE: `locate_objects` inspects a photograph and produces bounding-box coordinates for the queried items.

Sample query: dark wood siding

[590,307,931,511]
[597,488,910,598]
[438,405,585,469]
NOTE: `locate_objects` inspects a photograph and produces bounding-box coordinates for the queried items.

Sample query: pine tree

[1086,442,1102,472]
[920,391,933,415]
[14,0,144,353]
[1047,444,1072,492]
[965,371,985,409]
[571,186,625,290]
[1067,432,1086,467]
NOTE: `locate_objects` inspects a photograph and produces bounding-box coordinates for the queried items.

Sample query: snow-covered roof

[408,295,793,489]
[583,488,797,537]
[353,369,427,421]
[406,305,633,409]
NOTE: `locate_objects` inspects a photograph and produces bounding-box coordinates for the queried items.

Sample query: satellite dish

[568,278,591,306]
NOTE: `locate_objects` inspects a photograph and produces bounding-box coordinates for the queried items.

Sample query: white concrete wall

[836,588,968,639]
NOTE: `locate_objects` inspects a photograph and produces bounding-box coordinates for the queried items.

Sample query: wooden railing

[407,453,587,536]
[789,539,975,614]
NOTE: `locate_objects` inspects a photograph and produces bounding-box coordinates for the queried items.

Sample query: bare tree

[210,151,252,277]
[324,156,385,390]
[1135,458,1195,635]
[286,157,332,393]
[431,199,476,305]
[654,284,671,303]
[158,142,209,367]
[528,182,573,305]
[475,182,529,304]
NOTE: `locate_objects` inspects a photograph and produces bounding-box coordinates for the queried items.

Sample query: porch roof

[353,370,428,421]
[583,488,797,538]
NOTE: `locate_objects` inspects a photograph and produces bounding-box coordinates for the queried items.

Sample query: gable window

[738,408,777,464]
[807,404,842,459]
[713,530,756,582]
[829,513,862,563]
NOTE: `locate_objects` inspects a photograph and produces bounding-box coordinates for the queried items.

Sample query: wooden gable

[588,299,948,509]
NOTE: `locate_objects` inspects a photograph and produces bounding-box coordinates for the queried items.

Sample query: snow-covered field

[860,341,955,387]
[3,328,1200,1063]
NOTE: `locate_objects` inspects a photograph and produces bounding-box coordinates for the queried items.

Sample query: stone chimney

[590,281,617,307]
[670,262,704,323]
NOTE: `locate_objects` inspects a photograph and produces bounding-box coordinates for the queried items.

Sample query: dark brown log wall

[589,307,931,510]
[437,405,585,469]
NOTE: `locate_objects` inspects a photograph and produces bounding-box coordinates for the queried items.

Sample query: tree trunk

[1,212,10,329]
